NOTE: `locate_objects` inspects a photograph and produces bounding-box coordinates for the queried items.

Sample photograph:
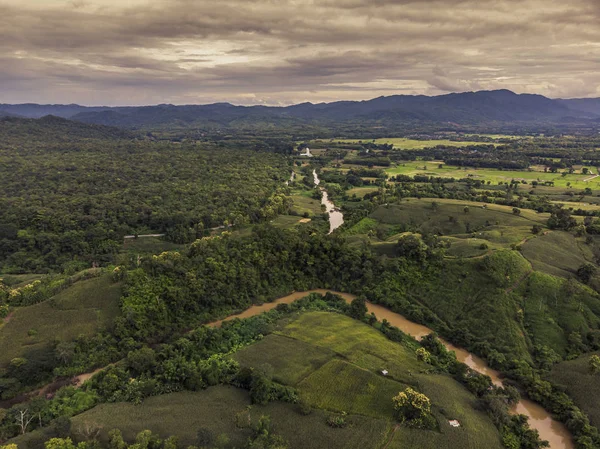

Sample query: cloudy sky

[1,0,599,105]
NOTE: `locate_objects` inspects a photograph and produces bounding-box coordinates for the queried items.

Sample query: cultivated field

[0,275,121,366]
[547,352,600,428]
[234,311,504,449]
[387,161,599,189]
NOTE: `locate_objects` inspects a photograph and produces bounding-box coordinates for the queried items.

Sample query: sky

[1,0,600,106]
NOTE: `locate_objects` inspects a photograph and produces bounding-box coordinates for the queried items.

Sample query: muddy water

[312,170,344,234]
[209,289,573,449]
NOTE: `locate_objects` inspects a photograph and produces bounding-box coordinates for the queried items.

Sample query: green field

[387,161,600,190]
[0,273,46,288]
[547,353,600,428]
[71,387,253,448]
[65,386,389,449]
[521,231,595,278]
[289,193,323,216]
[368,199,546,248]
[233,334,335,385]
[347,186,379,198]
[121,238,186,255]
[0,275,122,366]
[331,138,494,149]
[233,311,504,449]
[519,271,600,356]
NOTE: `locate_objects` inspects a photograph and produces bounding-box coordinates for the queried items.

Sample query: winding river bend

[210,289,573,449]
[313,170,344,234]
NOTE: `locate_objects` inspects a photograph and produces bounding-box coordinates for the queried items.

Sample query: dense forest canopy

[0,121,291,273]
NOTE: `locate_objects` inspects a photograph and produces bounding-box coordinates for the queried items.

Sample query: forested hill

[2,90,600,129]
[0,115,131,144]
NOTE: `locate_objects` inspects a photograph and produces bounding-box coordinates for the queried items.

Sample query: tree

[108,429,127,449]
[577,263,596,284]
[512,207,521,215]
[197,428,214,447]
[547,208,577,230]
[44,439,76,449]
[55,342,76,365]
[52,416,72,438]
[250,370,272,405]
[415,348,431,363]
[392,387,433,428]
[349,297,367,320]
[15,407,36,435]
[589,355,600,375]
[463,206,470,214]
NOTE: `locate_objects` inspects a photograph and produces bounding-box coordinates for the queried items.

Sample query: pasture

[521,231,594,278]
[68,386,389,449]
[0,275,121,366]
[368,199,546,249]
[331,138,494,149]
[386,161,599,189]
[547,352,600,428]
[234,311,504,449]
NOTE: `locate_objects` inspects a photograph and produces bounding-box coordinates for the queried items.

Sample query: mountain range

[2,90,600,129]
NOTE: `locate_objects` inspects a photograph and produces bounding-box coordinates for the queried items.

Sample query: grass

[521,231,595,278]
[386,161,600,190]
[347,186,379,198]
[298,359,408,418]
[369,199,546,247]
[233,312,502,449]
[442,237,496,258]
[343,217,379,236]
[391,250,533,359]
[0,275,122,366]
[331,138,493,149]
[259,402,389,449]
[289,194,323,216]
[520,271,600,356]
[72,387,253,448]
[270,215,312,230]
[278,312,502,448]
[0,273,46,288]
[66,386,390,449]
[13,311,503,449]
[121,237,186,254]
[547,352,600,428]
[232,334,335,385]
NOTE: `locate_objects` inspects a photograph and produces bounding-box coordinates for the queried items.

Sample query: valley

[2,115,600,449]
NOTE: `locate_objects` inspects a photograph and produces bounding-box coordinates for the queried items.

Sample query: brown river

[210,289,573,449]
[312,170,344,234]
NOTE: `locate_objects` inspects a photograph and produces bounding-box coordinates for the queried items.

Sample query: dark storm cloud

[0,0,599,105]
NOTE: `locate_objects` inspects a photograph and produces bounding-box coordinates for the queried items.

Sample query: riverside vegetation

[2,117,600,449]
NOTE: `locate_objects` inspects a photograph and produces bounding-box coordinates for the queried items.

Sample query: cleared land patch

[547,353,600,428]
[0,275,121,366]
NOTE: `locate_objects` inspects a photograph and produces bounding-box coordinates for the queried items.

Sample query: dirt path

[2,311,14,324]
[584,174,599,182]
[381,424,400,449]
[505,269,533,294]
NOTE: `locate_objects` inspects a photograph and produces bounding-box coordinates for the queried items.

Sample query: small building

[449,420,461,428]
[381,369,389,376]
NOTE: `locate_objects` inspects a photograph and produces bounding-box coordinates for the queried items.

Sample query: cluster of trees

[0,134,291,272]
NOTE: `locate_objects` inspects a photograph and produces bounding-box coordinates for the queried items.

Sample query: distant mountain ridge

[2,90,600,128]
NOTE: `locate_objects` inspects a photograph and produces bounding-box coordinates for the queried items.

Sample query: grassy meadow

[67,386,389,449]
[234,311,504,449]
[387,161,599,189]
[547,353,600,428]
[330,138,495,149]
[0,275,122,366]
